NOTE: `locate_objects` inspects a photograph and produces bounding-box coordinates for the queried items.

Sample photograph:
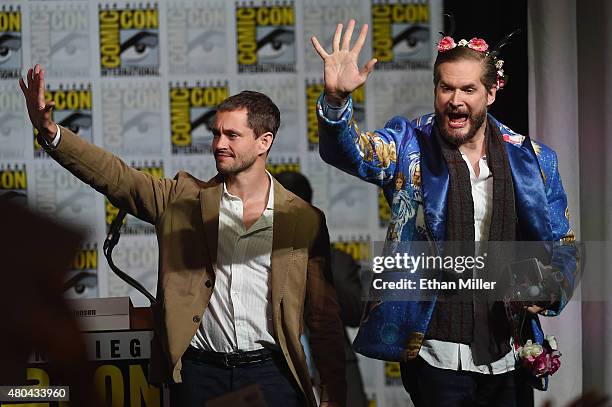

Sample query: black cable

[102,209,157,304]
[62,208,158,304]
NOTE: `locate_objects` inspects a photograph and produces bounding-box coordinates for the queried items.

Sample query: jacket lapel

[416,126,449,243]
[199,176,223,268]
[271,179,296,306]
[504,137,553,240]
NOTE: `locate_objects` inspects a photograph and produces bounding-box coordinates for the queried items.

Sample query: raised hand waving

[18,64,57,142]
[311,19,377,107]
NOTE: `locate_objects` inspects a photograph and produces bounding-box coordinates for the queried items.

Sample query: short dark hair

[275,171,313,204]
[216,90,281,139]
[433,46,497,91]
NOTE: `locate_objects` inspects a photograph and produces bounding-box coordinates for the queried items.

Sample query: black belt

[183,346,278,368]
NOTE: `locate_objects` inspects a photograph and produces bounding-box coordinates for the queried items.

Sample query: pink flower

[438,36,456,52]
[534,354,549,375]
[497,78,505,90]
[467,38,489,52]
[549,352,561,374]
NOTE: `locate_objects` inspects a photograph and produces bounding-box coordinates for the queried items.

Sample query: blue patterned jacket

[317,95,580,389]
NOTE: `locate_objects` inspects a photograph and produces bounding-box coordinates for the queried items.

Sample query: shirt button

[205,280,213,288]
[193,315,200,323]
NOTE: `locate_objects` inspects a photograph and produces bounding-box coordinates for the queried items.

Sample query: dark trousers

[172,356,305,407]
[400,357,534,407]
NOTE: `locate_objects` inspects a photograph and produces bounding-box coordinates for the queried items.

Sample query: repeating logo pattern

[0,3,438,403]
[371,0,431,70]
[34,84,93,158]
[169,81,228,154]
[99,3,160,76]
[236,0,296,73]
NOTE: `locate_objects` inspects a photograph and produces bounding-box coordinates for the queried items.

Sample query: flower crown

[437,36,506,90]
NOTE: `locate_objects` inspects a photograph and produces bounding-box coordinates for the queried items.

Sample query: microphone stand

[100,209,157,304]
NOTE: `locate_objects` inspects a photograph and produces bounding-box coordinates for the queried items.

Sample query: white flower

[545,335,558,350]
[518,340,543,358]
[497,69,504,77]
[496,59,504,69]
[458,39,468,47]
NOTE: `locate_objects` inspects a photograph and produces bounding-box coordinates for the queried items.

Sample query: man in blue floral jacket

[312,20,579,406]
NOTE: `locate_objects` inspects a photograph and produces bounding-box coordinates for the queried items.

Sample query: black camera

[503,258,564,306]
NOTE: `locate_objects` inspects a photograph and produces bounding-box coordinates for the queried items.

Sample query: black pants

[172,356,305,407]
[400,357,534,407]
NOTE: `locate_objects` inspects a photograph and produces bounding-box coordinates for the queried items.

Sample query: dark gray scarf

[426,118,516,365]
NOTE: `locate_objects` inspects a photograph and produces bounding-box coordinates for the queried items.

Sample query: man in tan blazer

[20,64,346,407]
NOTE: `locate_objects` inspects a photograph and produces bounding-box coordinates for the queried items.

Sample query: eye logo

[371,0,431,70]
[236,1,296,73]
[59,112,93,137]
[34,85,93,159]
[167,2,227,75]
[99,3,159,76]
[169,82,229,155]
[30,3,90,77]
[52,33,88,58]
[0,5,21,79]
[65,244,98,299]
[256,27,294,63]
[190,30,224,54]
[0,112,19,139]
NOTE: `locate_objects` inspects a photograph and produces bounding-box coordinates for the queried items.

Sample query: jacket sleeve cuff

[317,93,353,126]
[40,125,62,151]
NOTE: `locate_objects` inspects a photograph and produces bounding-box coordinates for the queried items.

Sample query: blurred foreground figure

[0,196,98,407]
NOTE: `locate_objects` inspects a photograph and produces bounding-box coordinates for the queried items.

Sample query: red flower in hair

[467,38,489,52]
[437,36,456,52]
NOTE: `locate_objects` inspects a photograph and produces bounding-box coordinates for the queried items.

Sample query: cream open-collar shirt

[191,173,277,352]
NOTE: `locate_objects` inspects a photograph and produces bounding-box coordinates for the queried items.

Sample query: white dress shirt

[191,174,277,352]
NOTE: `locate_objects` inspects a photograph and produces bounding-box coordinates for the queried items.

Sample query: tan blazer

[49,127,347,406]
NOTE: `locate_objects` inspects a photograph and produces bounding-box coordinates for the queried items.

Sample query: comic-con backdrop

[0,1,439,406]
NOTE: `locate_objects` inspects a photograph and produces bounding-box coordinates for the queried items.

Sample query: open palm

[18,64,57,141]
[311,20,377,106]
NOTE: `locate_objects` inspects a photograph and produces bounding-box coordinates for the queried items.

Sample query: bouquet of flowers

[516,336,561,377]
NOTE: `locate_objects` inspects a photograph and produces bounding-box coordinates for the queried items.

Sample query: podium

[21,297,169,407]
